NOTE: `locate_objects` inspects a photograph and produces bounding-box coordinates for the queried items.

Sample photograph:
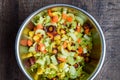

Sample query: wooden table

[0,0,120,80]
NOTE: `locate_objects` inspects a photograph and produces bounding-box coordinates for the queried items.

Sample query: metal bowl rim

[15,4,106,80]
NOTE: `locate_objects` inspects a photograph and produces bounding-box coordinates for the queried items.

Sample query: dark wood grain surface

[0,0,120,80]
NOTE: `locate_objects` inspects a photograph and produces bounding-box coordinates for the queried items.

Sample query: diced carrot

[42,50,47,54]
[36,24,43,29]
[78,47,83,54]
[53,48,58,54]
[66,16,73,22]
[76,26,81,32]
[27,40,33,46]
[63,41,67,48]
[48,9,53,17]
[34,27,37,31]
[47,32,53,39]
[62,13,67,19]
[57,57,66,62]
[52,15,59,23]
[52,78,56,80]
[85,28,90,34]
[38,43,46,52]
[20,39,28,46]
[77,38,81,43]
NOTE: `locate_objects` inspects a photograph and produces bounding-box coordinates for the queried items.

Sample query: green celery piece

[47,69,57,79]
[76,56,84,63]
[32,14,45,25]
[45,56,50,65]
[63,63,69,72]
[50,64,58,71]
[71,21,77,29]
[30,63,38,72]
[76,66,83,77]
[36,57,46,66]
[69,66,77,79]
[28,46,35,53]
[51,55,58,65]
[44,16,51,23]
[84,34,91,41]
[35,29,46,37]
[20,46,28,54]
[61,47,69,58]
[67,56,76,65]
[68,33,77,42]
[69,52,76,57]
[75,16,84,26]
[77,33,83,38]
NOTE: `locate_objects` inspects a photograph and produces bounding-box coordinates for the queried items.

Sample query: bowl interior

[16,5,104,80]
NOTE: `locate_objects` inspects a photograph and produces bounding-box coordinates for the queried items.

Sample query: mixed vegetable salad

[20,7,93,80]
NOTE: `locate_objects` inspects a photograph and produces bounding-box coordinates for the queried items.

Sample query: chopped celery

[30,63,38,72]
[71,21,77,29]
[45,22,57,27]
[69,29,74,33]
[51,7,62,12]
[20,46,28,53]
[76,56,84,63]
[77,33,83,38]
[60,19,65,24]
[34,52,41,57]
[69,52,76,57]
[29,46,35,52]
[44,16,50,23]
[76,66,83,77]
[44,68,51,74]
[69,66,77,79]
[63,8,67,14]
[83,47,87,53]
[45,55,50,65]
[46,69,57,79]
[75,16,84,26]
[50,64,58,70]
[51,55,58,65]
[36,57,46,66]
[67,56,75,65]
[84,34,91,41]
[68,33,77,42]
[35,29,46,37]
[48,42,55,53]
[61,47,69,58]
[32,14,45,25]
[63,63,69,72]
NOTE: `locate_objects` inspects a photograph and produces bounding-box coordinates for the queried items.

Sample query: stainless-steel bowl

[15,4,106,80]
